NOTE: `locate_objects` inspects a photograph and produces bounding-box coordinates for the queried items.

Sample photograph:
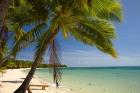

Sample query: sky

[17,0,140,67]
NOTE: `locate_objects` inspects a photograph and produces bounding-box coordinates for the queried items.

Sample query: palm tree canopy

[12,0,123,57]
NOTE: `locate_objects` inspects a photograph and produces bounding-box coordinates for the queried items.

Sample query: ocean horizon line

[66,66,140,68]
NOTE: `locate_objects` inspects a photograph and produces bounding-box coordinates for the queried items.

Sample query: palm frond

[72,0,123,22]
[58,6,77,39]
[14,28,25,41]
[90,0,123,22]
[48,40,62,87]
[79,17,116,39]
[7,0,47,27]
[27,0,49,21]
[71,17,117,58]
[12,22,46,56]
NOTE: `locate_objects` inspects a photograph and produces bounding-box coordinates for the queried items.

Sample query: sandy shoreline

[0,69,74,93]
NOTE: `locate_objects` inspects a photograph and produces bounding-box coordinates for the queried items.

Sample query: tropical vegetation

[0,0,123,93]
[0,67,6,74]
[2,59,66,69]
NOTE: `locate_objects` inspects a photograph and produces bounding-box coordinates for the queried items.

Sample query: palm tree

[3,0,123,93]
[0,0,12,58]
[0,0,25,61]
[0,0,46,64]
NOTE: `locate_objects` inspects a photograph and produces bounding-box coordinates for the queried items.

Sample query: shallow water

[25,67,140,93]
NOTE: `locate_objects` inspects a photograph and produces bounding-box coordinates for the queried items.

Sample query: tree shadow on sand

[0,80,23,83]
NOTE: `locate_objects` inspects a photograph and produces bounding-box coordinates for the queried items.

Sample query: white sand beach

[0,69,74,93]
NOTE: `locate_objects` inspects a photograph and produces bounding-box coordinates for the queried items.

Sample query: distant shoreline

[1,59,67,69]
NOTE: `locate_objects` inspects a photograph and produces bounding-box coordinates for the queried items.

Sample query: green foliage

[0,67,6,74]
[1,0,123,60]
[2,59,67,69]
[71,17,117,57]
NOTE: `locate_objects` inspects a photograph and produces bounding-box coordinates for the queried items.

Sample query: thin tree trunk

[0,54,11,66]
[0,0,12,60]
[0,0,12,31]
[14,30,58,93]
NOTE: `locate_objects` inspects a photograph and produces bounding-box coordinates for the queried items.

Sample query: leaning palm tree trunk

[0,0,12,60]
[0,54,11,66]
[0,0,11,26]
[14,30,59,93]
[0,0,12,31]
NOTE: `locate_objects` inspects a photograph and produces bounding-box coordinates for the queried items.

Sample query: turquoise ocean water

[25,67,140,93]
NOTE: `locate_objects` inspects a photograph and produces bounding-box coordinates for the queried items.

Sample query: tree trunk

[14,59,40,93]
[14,30,58,93]
[0,0,12,60]
[0,0,12,30]
[0,54,11,66]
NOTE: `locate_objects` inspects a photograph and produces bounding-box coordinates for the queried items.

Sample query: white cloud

[61,49,140,67]
[16,49,140,67]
